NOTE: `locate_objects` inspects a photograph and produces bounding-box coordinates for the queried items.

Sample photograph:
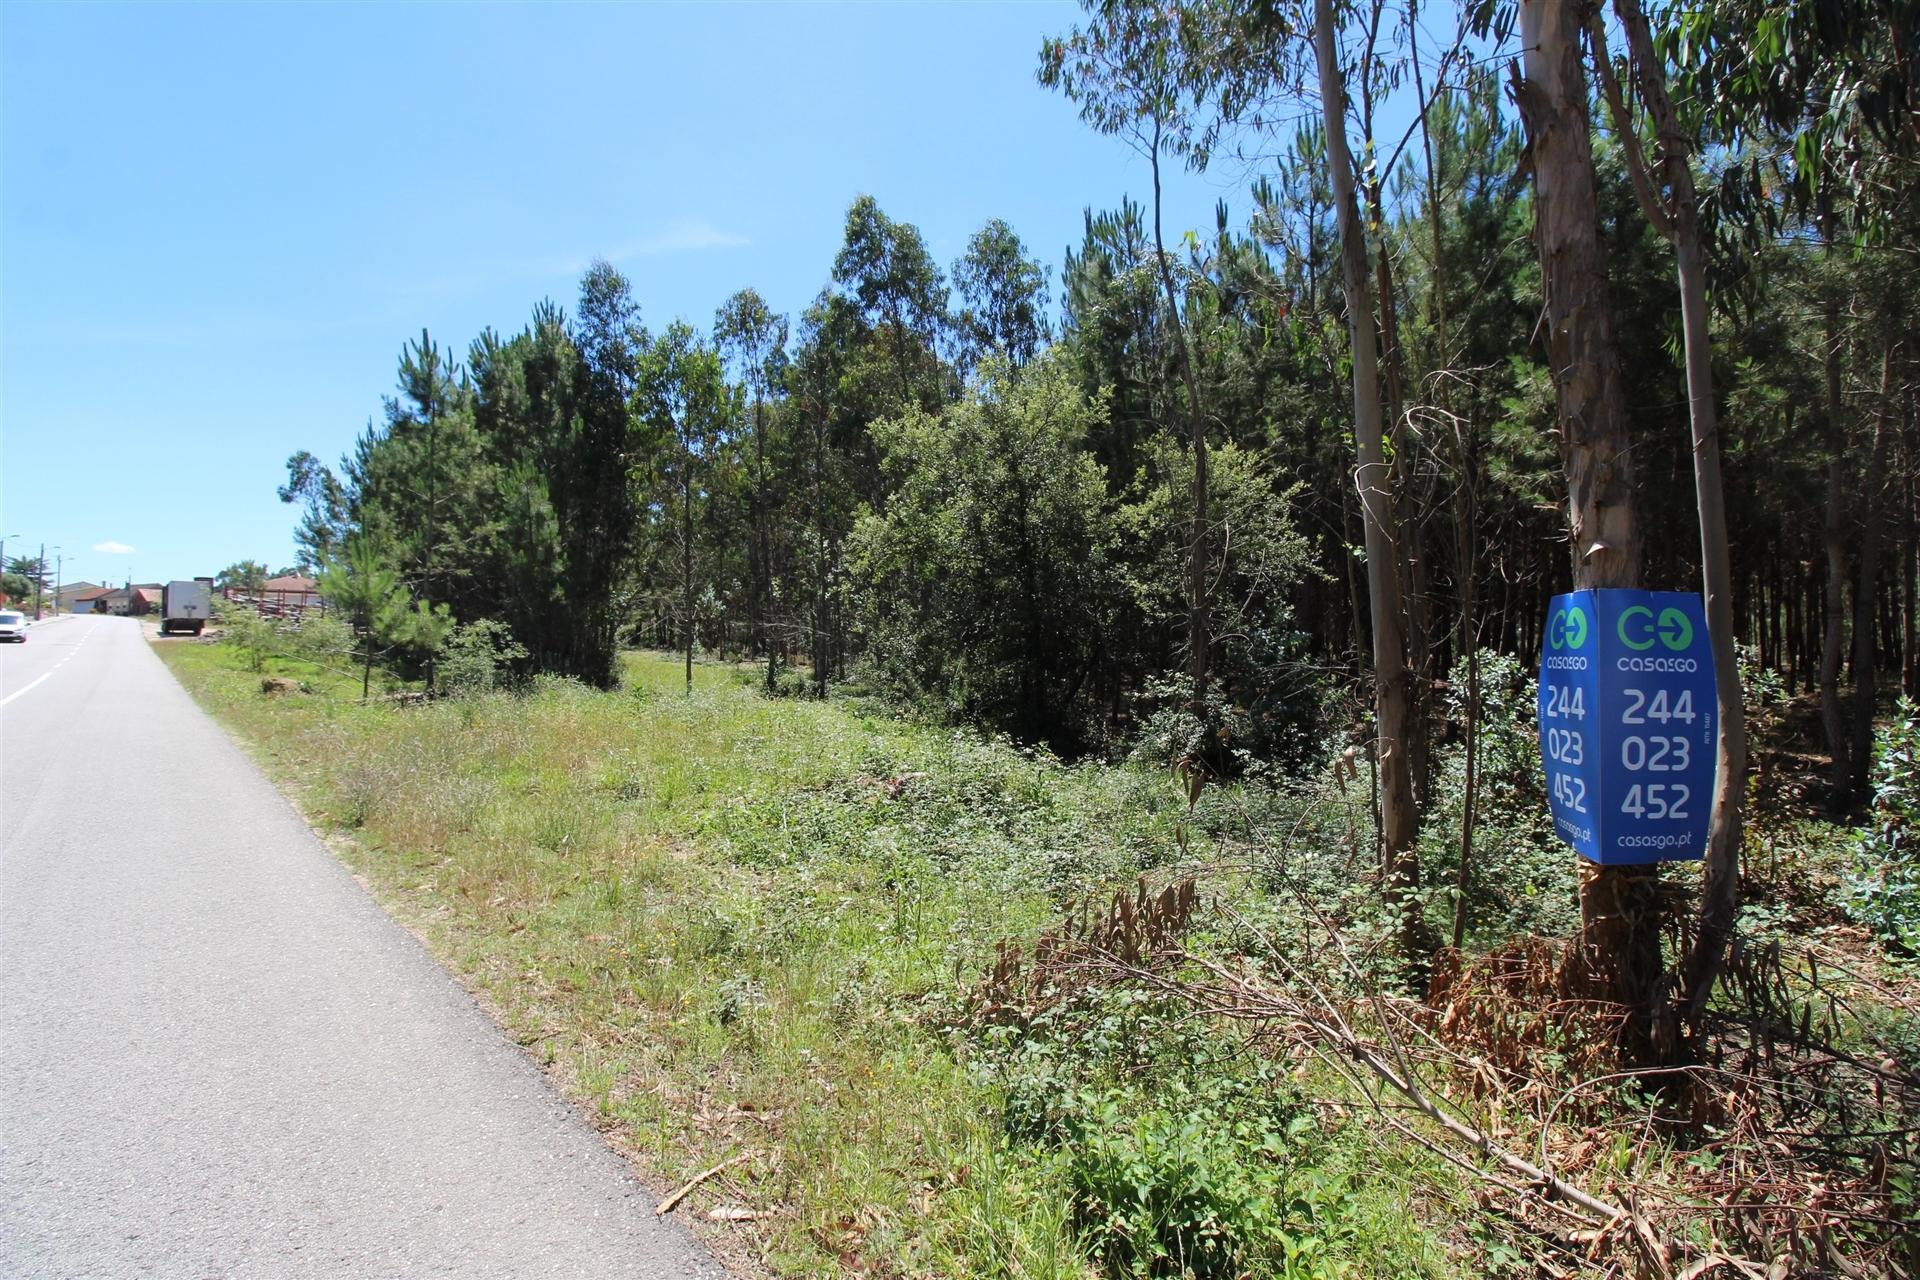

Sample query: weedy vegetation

[160,631,1918,1277]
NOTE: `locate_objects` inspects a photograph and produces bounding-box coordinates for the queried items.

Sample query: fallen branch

[655,1152,753,1216]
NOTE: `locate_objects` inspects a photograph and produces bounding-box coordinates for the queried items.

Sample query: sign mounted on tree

[1538,589,1717,865]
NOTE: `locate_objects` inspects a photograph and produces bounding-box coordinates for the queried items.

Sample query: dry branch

[656,1152,753,1216]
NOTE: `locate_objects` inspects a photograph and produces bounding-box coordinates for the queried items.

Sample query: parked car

[0,609,26,643]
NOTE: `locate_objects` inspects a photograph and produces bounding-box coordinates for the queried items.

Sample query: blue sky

[0,0,1227,585]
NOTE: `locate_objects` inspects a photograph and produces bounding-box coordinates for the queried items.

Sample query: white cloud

[92,540,136,555]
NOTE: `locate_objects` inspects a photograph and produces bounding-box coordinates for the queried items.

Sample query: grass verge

[157,638,1480,1278]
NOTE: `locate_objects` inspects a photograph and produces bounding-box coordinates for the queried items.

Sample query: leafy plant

[437,618,528,697]
[1845,698,1920,951]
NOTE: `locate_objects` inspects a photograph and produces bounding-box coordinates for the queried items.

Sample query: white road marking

[0,623,96,709]
[0,671,57,708]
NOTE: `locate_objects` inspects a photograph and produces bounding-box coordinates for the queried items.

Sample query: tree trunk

[1149,124,1212,708]
[1906,403,1918,699]
[1849,342,1897,796]
[1409,2,1478,949]
[1517,0,1661,1056]
[1598,0,1742,1025]
[1820,460,1850,794]
[1820,312,1854,801]
[755,389,776,695]
[1315,0,1427,956]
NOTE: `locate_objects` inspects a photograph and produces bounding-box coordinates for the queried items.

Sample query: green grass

[158,640,1476,1278]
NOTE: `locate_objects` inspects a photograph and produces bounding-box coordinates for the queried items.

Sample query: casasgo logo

[1617,604,1692,652]
[1547,604,1589,651]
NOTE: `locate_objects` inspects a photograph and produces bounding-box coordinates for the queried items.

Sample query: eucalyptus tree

[1041,4,1216,709]
[787,293,868,694]
[1083,0,1431,940]
[1580,0,1751,1030]
[952,219,1052,373]
[715,288,790,691]
[1505,0,1675,1053]
[1307,0,1431,949]
[1679,0,1920,799]
[831,196,952,416]
[639,320,734,694]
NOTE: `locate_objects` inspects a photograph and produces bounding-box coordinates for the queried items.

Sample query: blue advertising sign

[1537,590,1718,865]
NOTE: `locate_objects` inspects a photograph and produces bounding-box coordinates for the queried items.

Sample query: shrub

[220,610,284,673]
[437,619,529,697]
[1845,698,1920,952]
[283,612,354,667]
[1418,650,1576,943]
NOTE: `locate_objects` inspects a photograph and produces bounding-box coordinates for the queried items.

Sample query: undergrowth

[157,640,1476,1277]
[157,636,1918,1276]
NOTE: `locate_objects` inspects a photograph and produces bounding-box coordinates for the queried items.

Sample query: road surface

[1,614,725,1278]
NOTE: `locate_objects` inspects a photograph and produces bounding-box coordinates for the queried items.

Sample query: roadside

[2,616,728,1279]
[154,635,1480,1279]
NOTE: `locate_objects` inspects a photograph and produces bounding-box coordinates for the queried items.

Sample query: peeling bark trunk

[1598,0,1750,1026]
[1316,0,1427,956]
[1516,0,1660,1057]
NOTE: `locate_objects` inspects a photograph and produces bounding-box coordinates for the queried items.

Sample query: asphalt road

[1,615,725,1278]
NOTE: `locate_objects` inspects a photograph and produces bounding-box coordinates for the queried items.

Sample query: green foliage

[6,555,50,591]
[221,611,283,674]
[279,449,349,569]
[1846,699,1920,952]
[1418,651,1576,943]
[1115,440,1317,767]
[976,983,1452,1280]
[216,559,271,595]
[283,612,355,667]
[437,619,529,697]
[852,353,1117,746]
[832,194,951,414]
[953,219,1051,372]
[319,534,449,695]
[1062,1085,1301,1280]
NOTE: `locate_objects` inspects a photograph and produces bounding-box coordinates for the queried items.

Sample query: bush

[1845,698,1920,952]
[437,619,529,697]
[1130,674,1255,780]
[283,612,354,667]
[220,611,284,673]
[1418,650,1576,943]
[1063,1087,1295,1279]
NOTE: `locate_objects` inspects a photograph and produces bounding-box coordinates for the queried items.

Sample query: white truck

[161,578,213,636]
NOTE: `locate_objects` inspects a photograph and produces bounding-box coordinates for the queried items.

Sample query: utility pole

[53,548,63,615]
[34,541,45,619]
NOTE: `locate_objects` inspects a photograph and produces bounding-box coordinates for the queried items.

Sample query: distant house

[55,581,102,612]
[261,574,324,614]
[128,585,164,616]
[69,584,113,614]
